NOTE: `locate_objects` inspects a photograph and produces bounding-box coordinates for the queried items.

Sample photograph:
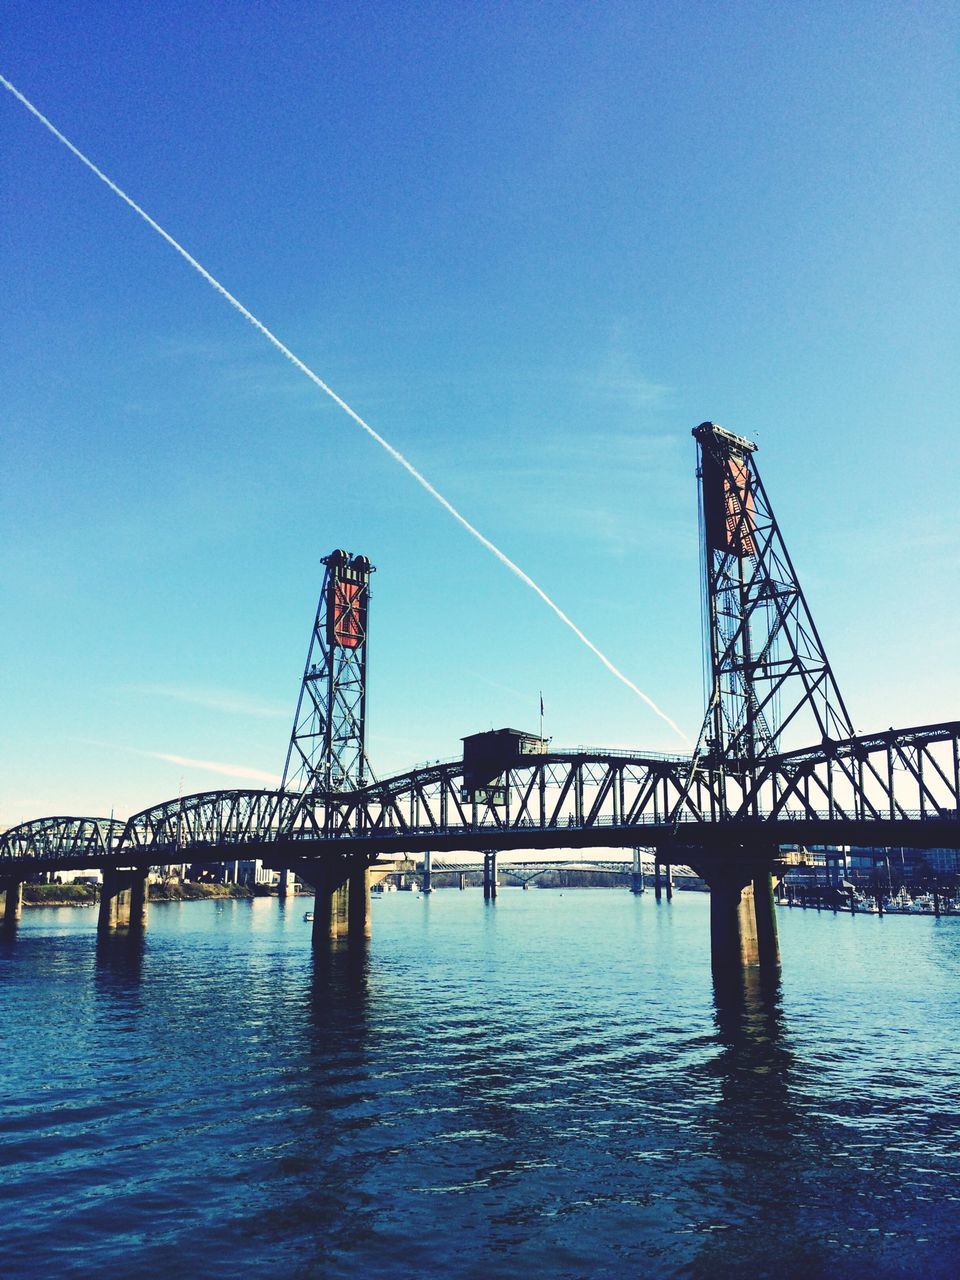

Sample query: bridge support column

[752,873,780,968]
[631,849,644,895]
[312,864,350,943]
[347,859,372,942]
[695,862,780,975]
[710,877,758,969]
[422,850,433,895]
[665,863,673,901]
[1,879,23,929]
[654,861,662,901]
[98,868,149,933]
[483,850,498,900]
[278,868,291,899]
[458,872,466,891]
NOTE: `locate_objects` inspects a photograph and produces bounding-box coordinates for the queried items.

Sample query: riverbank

[21,882,284,908]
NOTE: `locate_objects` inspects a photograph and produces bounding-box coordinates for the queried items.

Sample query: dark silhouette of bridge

[3,424,958,970]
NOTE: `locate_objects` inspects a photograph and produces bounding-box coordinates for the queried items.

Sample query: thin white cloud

[128,684,289,720]
[139,750,281,785]
[72,738,282,786]
[582,349,672,410]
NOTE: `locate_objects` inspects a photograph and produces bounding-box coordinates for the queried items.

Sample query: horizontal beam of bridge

[2,720,958,874]
[2,815,958,880]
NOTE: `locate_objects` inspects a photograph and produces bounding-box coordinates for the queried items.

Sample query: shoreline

[20,883,307,909]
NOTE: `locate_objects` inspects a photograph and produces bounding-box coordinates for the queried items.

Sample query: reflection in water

[687,967,808,1279]
[94,931,145,985]
[308,939,372,1033]
[3,893,960,1278]
[250,943,380,1272]
[712,966,792,1135]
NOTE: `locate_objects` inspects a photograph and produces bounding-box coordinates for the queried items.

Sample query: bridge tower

[693,422,853,770]
[280,550,375,931]
[282,549,376,795]
[691,423,855,973]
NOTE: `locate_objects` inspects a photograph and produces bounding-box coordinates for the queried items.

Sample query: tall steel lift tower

[693,421,853,775]
[278,548,375,922]
[690,423,855,971]
[282,549,376,795]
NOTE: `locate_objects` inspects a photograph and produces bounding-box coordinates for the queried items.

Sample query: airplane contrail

[1,73,691,746]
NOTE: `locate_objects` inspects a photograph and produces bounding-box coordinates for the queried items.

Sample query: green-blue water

[2,889,959,1278]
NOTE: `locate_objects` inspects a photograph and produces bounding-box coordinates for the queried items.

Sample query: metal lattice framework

[694,422,854,767]
[281,749,700,848]
[3,425,958,879]
[0,816,125,864]
[273,722,960,855]
[282,549,375,795]
[2,723,958,872]
[122,789,301,856]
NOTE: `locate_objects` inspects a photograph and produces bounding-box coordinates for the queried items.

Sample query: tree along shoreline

[20,882,294,908]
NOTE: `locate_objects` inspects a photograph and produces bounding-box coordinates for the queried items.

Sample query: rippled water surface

[2,889,959,1278]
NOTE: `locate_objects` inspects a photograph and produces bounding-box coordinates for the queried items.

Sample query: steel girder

[281,721,960,849]
[282,551,374,795]
[0,816,126,864]
[735,720,960,827]
[693,423,855,766]
[121,789,302,856]
[3,721,958,870]
[283,750,711,843]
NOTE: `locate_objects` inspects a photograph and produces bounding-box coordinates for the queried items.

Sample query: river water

[1,888,959,1278]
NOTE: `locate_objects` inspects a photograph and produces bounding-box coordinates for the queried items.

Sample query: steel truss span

[280,720,960,855]
[123,789,303,855]
[3,429,957,878]
[3,721,957,872]
[0,816,126,864]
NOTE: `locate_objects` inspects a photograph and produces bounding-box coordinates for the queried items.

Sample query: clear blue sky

[2,1,957,825]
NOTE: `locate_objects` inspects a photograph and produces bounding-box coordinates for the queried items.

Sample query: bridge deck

[2,721,957,875]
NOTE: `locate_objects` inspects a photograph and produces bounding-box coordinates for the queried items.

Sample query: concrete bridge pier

[312,864,349,943]
[422,850,433,894]
[631,849,644,895]
[695,861,780,975]
[655,861,672,901]
[458,872,467,891]
[278,868,292,899]
[98,868,149,933]
[483,850,498,900]
[311,858,371,944]
[1,878,23,929]
[347,859,372,942]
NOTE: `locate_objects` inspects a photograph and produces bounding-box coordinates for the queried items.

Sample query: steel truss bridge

[3,722,959,877]
[3,425,959,888]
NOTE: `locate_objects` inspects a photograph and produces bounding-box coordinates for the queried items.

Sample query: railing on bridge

[3,721,958,869]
